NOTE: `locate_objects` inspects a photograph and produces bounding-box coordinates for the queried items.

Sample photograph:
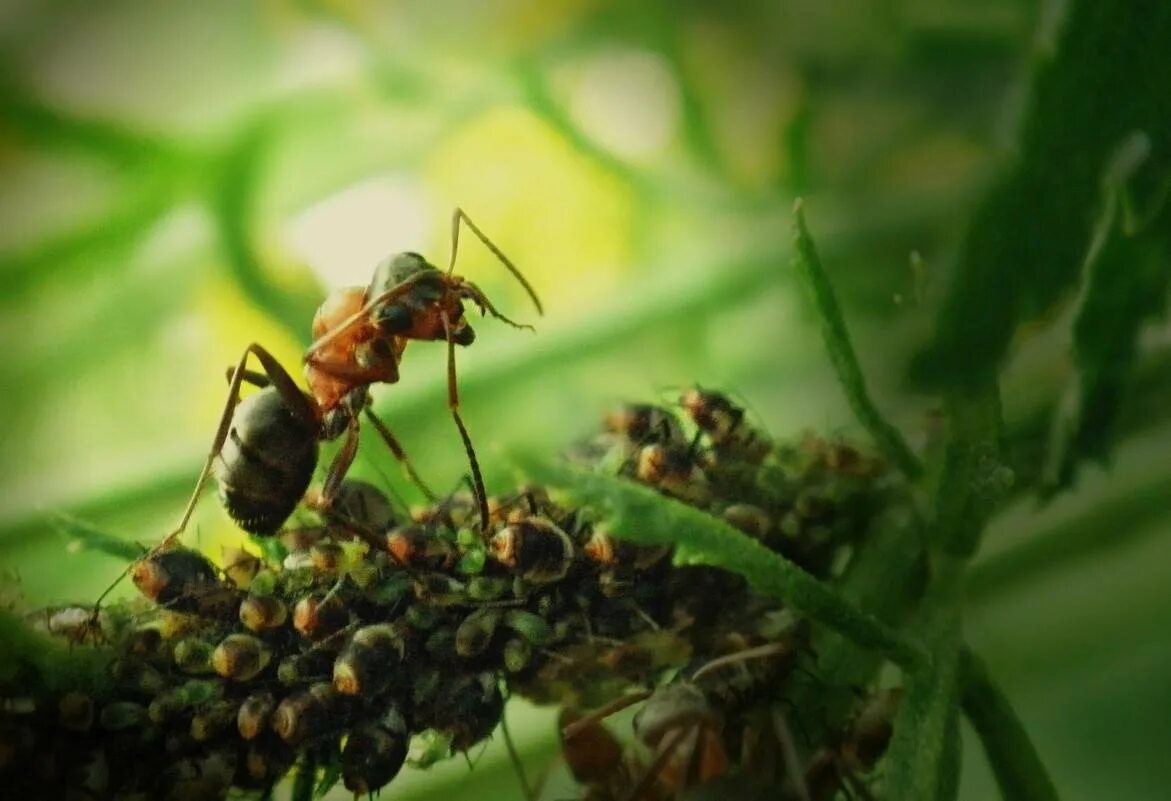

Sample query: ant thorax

[305,286,404,414]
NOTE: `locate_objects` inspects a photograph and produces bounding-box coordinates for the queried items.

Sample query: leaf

[1044,133,1171,491]
[910,0,1171,391]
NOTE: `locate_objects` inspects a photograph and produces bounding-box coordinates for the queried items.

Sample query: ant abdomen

[214,387,319,535]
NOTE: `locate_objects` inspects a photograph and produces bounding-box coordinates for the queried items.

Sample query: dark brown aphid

[271,683,340,745]
[237,693,276,741]
[679,387,769,463]
[636,443,712,506]
[489,516,575,583]
[212,633,271,681]
[605,404,686,449]
[583,528,671,570]
[385,524,458,569]
[238,595,288,632]
[341,707,410,795]
[333,623,405,696]
[292,592,349,640]
[131,548,235,615]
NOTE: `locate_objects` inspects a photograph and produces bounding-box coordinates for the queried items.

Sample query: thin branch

[961,648,1060,801]
[790,200,923,480]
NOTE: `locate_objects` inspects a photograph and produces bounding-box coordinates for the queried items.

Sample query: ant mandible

[160,207,542,552]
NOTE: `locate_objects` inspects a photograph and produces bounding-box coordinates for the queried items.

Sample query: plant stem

[790,200,923,480]
[961,648,1061,801]
[882,555,964,801]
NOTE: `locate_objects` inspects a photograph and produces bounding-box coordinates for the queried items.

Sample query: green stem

[882,556,964,801]
[961,648,1061,801]
[790,200,923,480]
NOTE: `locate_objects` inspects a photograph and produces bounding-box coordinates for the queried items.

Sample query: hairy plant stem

[790,200,924,480]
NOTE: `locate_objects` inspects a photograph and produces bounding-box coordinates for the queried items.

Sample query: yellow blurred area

[425,106,635,317]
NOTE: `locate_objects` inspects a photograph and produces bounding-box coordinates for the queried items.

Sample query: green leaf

[910,0,1171,391]
[1044,133,1171,491]
[791,201,923,479]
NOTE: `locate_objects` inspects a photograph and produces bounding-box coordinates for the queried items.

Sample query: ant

[97,209,541,607]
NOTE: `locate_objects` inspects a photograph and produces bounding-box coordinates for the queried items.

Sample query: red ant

[97,209,540,607]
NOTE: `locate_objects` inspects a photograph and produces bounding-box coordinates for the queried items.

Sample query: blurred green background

[0,1,1167,799]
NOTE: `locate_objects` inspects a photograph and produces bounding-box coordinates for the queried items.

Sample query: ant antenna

[449,207,544,315]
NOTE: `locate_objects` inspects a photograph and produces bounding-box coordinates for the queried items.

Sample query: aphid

[385,523,458,569]
[333,623,406,695]
[583,528,671,571]
[414,671,503,752]
[238,595,288,632]
[189,699,238,742]
[236,692,276,741]
[605,404,687,449]
[211,633,272,681]
[636,443,713,506]
[342,707,410,795]
[129,548,240,620]
[173,637,216,674]
[455,608,504,658]
[292,592,349,640]
[489,516,575,583]
[271,682,341,745]
[679,387,769,463]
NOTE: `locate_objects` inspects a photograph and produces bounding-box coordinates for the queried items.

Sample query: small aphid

[415,671,503,752]
[636,443,713,506]
[466,575,510,601]
[57,692,94,733]
[503,609,554,646]
[342,707,410,795]
[292,592,349,640]
[172,637,216,674]
[131,548,229,613]
[721,504,772,539]
[236,692,276,741]
[455,608,503,658]
[583,528,671,570]
[238,595,288,632]
[504,636,534,673]
[680,386,769,463]
[109,658,166,695]
[220,545,262,589]
[190,700,238,742]
[489,516,575,583]
[272,683,339,745]
[239,737,296,789]
[385,524,458,569]
[604,403,686,448]
[211,633,271,681]
[99,701,147,731]
[309,541,346,573]
[333,623,405,695]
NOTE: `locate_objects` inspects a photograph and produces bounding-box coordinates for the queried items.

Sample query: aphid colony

[1,392,904,801]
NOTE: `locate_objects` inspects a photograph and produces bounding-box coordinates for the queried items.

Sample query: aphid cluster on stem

[3,392,905,801]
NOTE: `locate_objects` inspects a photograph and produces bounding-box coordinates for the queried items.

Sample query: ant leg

[449,207,543,315]
[440,309,490,533]
[165,343,317,550]
[320,418,361,508]
[771,709,812,801]
[95,344,317,610]
[362,407,439,501]
[225,366,270,388]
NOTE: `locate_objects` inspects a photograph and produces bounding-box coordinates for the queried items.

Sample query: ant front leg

[164,343,319,550]
[440,309,490,533]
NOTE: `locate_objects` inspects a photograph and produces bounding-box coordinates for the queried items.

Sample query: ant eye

[376,304,413,335]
